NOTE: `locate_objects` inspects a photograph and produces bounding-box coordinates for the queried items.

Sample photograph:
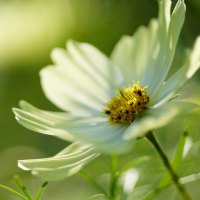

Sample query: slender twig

[146,132,192,200]
[0,183,28,200]
[35,182,48,200]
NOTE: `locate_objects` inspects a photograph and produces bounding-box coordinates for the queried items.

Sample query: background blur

[0,0,200,199]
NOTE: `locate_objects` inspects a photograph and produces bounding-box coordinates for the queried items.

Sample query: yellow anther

[103,83,149,124]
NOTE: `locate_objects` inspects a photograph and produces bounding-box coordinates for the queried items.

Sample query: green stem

[146,132,192,200]
[110,155,118,200]
[0,183,28,200]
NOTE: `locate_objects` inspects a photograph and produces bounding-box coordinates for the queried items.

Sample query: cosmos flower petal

[112,0,185,94]
[111,19,159,88]
[150,66,186,106]
[66,40,123,87]
[144,0,185,94]
[151,36,200,105]
[124,101,199,140]
[18,142,99,181]
[65,122,134,154]
[40,40,123,115]
[51,48,109,102]
[13,101,133,154]
[40,66,102,116]
[19,100,71,122]
[13,102,75,142]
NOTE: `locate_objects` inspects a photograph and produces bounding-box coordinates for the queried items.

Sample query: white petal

[41,40,123,115]
[123,169,139,194]
[150,66,186,106]
[13,101,132,154]
[19,100,70,122]
[51,48,108,102]
[41,66,102,116]
[18,142,99,181]
[111,23,157,86]
[111,0,185,94]
[124,101,198,140]
[13,101,75,142]
[66,41,123,87]
[151,36,200,105]
[66,121,134,154]
[143,0,185,93]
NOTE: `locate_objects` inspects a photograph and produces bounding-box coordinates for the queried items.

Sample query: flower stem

[146,132,192,200]
[110,155,118,200]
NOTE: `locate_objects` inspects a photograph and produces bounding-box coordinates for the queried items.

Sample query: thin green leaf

[118,156,150,177]
[142,170,200,200]
[159,130,188,188]
[34,182,48,200]
[0,183,28,200]
[14,175,32,200]
[79,171,108,198]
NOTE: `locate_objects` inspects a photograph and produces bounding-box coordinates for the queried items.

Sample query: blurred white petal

[13,105,75,142]
[112,0,185,95]
[41,40,123,115]
[18,142,99,181]
[66,121,133,154]
[123,169,139,194]
[151,36,200,105]
[183,137,193,158]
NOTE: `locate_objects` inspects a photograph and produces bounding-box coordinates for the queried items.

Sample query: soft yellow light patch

[103,83,149,124]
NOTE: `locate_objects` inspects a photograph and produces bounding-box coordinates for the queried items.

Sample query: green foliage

[0,176,48,200]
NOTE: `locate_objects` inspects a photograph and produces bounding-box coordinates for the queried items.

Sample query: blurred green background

[0,0,200,199]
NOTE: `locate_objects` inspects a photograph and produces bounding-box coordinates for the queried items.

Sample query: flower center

[103,83,149,124]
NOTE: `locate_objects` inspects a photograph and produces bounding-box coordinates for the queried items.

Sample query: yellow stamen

[103,82,149,124]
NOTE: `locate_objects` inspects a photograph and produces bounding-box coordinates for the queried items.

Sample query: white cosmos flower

[13,0,200,181]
